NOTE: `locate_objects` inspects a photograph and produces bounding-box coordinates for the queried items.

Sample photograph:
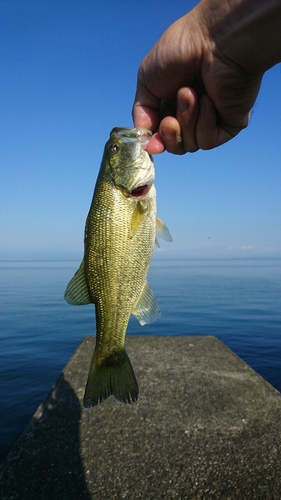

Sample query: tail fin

[83,349,139,408]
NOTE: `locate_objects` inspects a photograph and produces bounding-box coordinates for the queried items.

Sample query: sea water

[1,256,281,463]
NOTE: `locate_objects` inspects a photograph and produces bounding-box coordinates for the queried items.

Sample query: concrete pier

[1,335,281,499]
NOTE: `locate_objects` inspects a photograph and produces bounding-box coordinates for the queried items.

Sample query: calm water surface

[1,257,281,463]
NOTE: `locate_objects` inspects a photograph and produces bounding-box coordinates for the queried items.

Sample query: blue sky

[1,0,281,260]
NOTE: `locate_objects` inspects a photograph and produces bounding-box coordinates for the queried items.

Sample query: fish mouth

[118,183,152,198]
[129,184,151,197]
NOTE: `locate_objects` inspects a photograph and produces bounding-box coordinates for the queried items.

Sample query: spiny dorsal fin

[132,281,161,325]
[156,217,172,242]
[64,259,92,305]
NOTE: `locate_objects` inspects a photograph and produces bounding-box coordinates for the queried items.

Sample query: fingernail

[161,126,176,141]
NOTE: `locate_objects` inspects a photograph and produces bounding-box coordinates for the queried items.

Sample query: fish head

[105,127,155,197]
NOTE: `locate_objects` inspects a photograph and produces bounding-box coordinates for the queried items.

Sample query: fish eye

[110,143,119,153]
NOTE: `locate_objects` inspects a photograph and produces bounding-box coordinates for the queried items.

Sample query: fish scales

[86,180,156,350]
[64,127,171,407]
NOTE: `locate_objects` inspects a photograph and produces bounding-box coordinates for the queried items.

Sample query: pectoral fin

[132,281,161,325]
[64,259,92,305]
[156,217,172,242]
[129,200,148,238]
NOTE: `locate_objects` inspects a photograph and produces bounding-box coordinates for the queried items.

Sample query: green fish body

[64,127,171,407]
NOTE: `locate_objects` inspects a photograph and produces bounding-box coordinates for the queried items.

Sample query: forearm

[195,0,281,73]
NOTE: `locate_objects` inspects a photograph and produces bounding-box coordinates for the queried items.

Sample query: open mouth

[129,184,150,197]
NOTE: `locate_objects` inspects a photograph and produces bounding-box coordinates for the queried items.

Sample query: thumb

[132,80,161,131]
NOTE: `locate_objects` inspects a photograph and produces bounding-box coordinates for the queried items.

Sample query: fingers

[176,87,199,152]
[133,84,250,155]
[158,87,199,154]
[133,81,200,154]
[196,95,220,150]
[159,116,182,154]
[157,92,250,153]
[196,94,249,150]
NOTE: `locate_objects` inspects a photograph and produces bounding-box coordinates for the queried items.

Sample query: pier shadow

[0,373,91,500]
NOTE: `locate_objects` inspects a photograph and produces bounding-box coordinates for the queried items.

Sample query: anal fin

[132,281,161,325]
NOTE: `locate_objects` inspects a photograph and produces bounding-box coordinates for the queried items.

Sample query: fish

[64,127,172,408]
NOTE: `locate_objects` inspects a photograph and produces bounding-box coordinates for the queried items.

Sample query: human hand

[132,1,268,155]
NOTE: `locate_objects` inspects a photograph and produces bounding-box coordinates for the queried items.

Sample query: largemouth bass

[64,127,171,408]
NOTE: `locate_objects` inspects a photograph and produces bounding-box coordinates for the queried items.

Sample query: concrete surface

[1,335,281,499]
